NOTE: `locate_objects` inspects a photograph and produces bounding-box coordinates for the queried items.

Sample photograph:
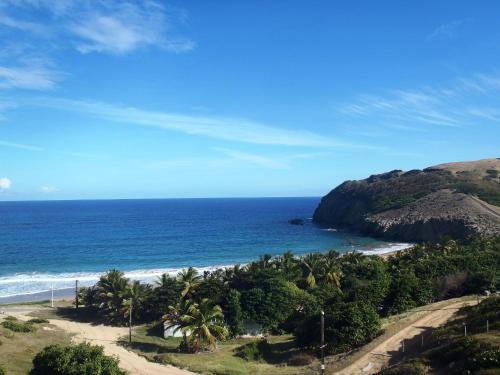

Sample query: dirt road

[47,319,194,375]
[334,299,477,375]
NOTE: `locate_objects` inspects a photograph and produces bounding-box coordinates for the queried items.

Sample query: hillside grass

[0,317,72,375]
[121,325,317,375]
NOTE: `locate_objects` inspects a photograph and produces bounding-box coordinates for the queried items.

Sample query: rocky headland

[313,158,500,242]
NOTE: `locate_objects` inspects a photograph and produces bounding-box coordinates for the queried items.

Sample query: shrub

[287,352,315,366]
[4,316,17,321]
[235,340,270,362]
[379,359,429,374]
[0,365,5,375]
[1,320,35,333]
[27,318,49,324]
[31,343,126,375]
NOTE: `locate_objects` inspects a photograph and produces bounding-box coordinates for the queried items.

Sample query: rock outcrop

[313,158,500,242]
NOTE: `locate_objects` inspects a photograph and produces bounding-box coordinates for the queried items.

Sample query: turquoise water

[0,198,407,298]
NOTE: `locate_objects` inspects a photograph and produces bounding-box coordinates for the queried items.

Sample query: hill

[377,295,500,375]
[313,158,500,242]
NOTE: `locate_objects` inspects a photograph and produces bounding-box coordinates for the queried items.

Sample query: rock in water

[289,218,304,225]
[313,158,500,242]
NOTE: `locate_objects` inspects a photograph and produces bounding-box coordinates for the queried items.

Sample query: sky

[0,0,499,200]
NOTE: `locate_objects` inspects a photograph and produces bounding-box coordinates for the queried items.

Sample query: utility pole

[320,310,325,375]
[464,323,467,337]
[75,280,79,310]
[421,334,424,348]
[402,339,405,353]
[129,298,133,344]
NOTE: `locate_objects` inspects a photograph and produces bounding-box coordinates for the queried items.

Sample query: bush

[0,365,5,375]
[235,340,270,362]
[287,352,315,366]
[1,320,35,333]
[379,359,429,374]
[27,318,49,324]
[4,316,17,321]
[31,343,126,375]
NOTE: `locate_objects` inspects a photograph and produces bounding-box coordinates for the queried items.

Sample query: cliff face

[313,159,500,242]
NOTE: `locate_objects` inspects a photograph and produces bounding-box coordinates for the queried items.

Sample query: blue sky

[0,0,499,200]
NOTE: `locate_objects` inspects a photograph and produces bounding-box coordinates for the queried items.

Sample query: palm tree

[180,298,228,352]
[301,253,324,288]
[122,280,153,321]
[78,285,99,309]
[275,251,300,282]
[163,299,193,351]
[96,269,129,318]
[177,267,202,299]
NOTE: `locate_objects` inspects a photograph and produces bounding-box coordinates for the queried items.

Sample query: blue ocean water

[0,198,408,298]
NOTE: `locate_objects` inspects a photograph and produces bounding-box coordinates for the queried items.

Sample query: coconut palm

[180,298,228,352]
[96,269,129,317]
[301,253,324,288]
[122,280,153,321]
[78,285,99,309]
[275,251,301,282]
[177,267,202,299]
[163,299,193,351]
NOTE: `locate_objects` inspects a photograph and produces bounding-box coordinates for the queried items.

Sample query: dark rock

[289,218,304,225]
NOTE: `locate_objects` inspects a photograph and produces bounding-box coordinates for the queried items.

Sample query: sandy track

[334,299,477,375]
[46,319,194,375]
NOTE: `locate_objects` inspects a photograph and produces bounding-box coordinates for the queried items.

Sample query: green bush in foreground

[0,365,5,375]
[31,343,126,375]
[235,340,270,362]
[27,318,49,324]
[1,320,35,333]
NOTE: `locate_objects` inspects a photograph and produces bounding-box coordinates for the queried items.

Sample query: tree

[122,280,153,322]
[301,253,324,288]
[31,343,125,375]
[222,289,244,337]
[163,299,193,351]
[180,298,229,352]
[177,267,202,299]
[78,285,99,309]
[151,273,182,319]
[96,270,129,321]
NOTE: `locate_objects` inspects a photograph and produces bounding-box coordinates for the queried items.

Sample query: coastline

[0,243,414,305]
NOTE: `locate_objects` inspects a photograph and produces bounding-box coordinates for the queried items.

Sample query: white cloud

[0,139,44,151]
[336,72,500,129]
[213,148,290,169]
[0,65,59,90]
[0,177,11,189]
[0,1,194,55]
[427,19,471,40]
[41,185,58,193]
[30,97,359,148]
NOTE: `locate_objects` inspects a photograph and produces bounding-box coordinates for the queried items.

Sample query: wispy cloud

[0,64,59,90]
[29,97,357,148]
[0,177,11,190]
[336,72,500,129]
[213,148,290,169]
[40,185,58,193]
[427,19,471,40]
[0,139,44,151]
[0,1,194,55]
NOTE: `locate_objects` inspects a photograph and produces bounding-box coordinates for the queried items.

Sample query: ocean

[0,197,409,301]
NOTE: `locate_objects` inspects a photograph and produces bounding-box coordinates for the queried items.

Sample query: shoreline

[0,244,413,305]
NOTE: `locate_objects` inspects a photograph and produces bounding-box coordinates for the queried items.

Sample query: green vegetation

[31,343,126,375]
[122,327,311,375]
[378,295,500,374]
[0,318,71,375]
[1,320,36,333]
[73,237,498,363]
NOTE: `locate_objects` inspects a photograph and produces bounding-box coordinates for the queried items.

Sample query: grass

[0,317,72,375]
[121,325,318,375]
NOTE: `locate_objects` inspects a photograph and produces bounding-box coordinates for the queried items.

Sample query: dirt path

[46,319,194,375]
[334,299,477,375]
